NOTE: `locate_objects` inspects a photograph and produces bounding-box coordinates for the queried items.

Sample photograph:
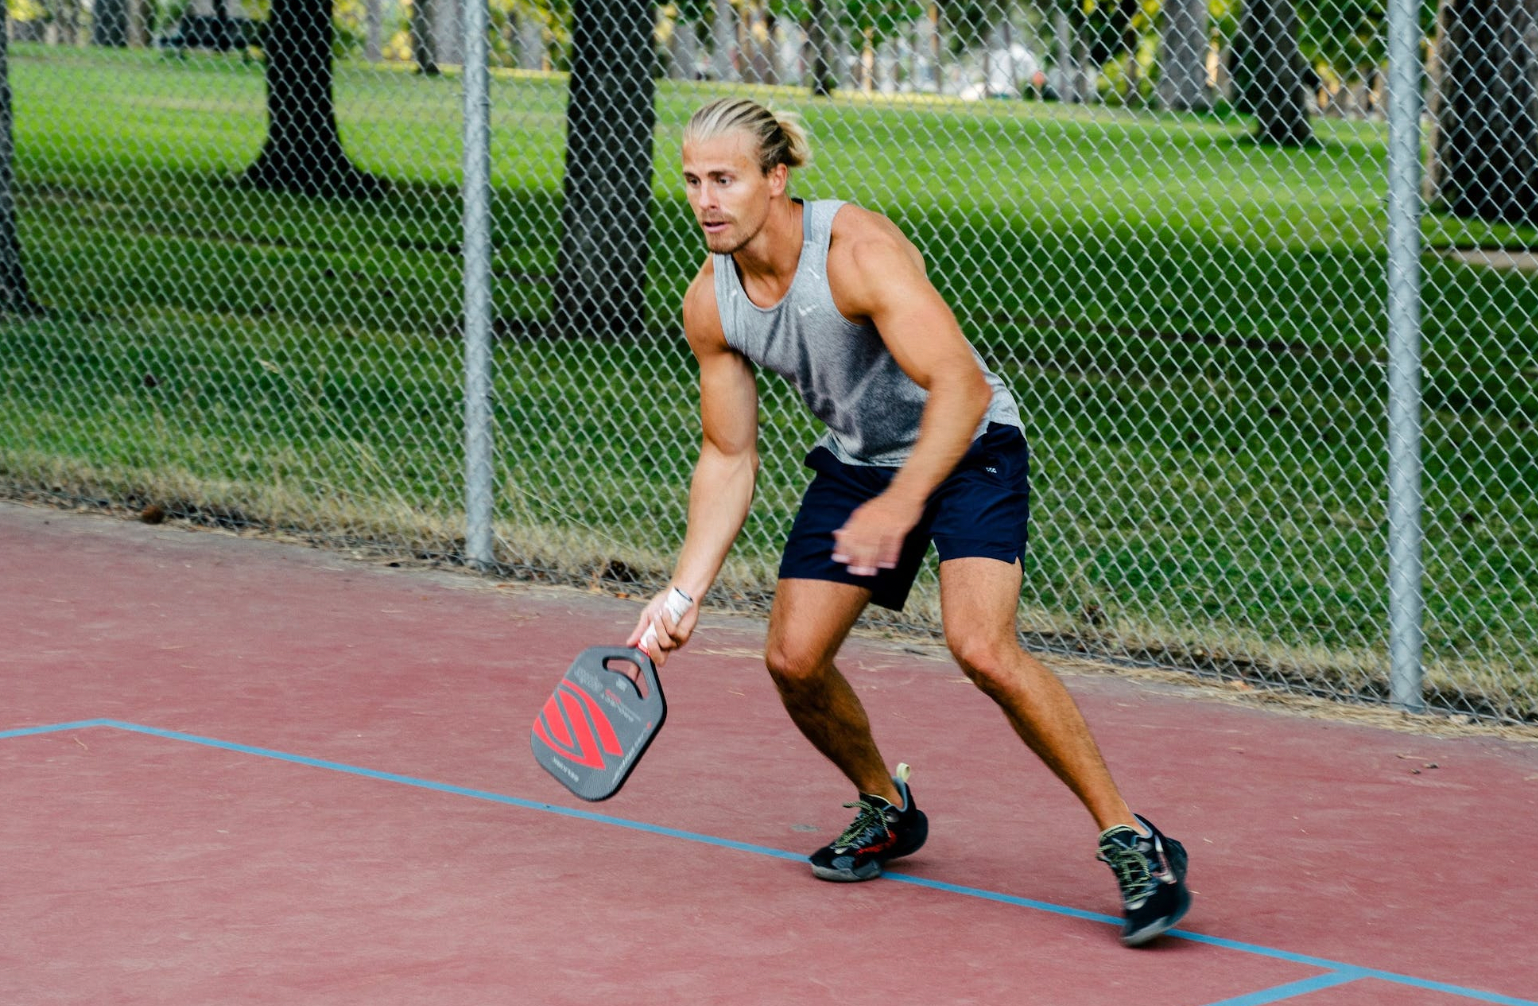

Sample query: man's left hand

[832,493,923,577]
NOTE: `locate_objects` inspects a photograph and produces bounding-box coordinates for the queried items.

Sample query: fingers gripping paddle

[530,587,692,800]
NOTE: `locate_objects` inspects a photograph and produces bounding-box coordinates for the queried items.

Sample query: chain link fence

[1,1,1533,723]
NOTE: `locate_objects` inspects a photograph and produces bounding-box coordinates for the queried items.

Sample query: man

[628,98,1191,947]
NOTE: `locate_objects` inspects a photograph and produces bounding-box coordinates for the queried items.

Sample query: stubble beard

[701,212,766,256]
[704,227,748,256]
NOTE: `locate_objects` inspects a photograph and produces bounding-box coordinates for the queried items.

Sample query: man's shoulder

[826,203,925,292]
[682,256,727,347]
[826,201,897,241]
[683,255,719,309]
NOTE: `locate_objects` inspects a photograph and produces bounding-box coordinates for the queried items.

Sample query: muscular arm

[673,266,760,600]
[826,208,992,574]
[628,262,759,658]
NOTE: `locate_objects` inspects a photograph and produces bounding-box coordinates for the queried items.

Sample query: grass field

[3,44,1535,718]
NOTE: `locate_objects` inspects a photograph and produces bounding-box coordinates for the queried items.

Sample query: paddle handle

[638,586,693,658]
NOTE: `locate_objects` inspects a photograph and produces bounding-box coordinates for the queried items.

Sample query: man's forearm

[671,444,758,599]
[884,364,991,505]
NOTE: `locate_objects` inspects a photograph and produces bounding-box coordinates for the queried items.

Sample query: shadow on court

[1,501,1534,1006]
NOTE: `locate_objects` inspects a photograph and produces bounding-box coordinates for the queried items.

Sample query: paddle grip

[638,586,693,658]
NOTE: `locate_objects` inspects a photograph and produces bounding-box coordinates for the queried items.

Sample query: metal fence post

[461,0,494,570]
[1385,0,1426,712]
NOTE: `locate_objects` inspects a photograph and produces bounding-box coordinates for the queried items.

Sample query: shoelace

[1099,839,1157,907]
[833,799,892,851]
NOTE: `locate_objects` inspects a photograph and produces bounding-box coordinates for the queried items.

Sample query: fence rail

[1,0,1534,724]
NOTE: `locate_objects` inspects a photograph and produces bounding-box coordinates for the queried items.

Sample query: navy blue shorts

[778,423,1030,611]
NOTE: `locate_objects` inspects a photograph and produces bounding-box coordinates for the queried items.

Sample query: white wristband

[638,586,694,657]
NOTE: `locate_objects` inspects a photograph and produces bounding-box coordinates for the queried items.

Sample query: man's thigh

[938,556,1025,647]
[929,424,1030,567]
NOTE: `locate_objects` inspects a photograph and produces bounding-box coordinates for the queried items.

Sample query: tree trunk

[364,0,383,62]
[91,0,130,46]
[1116,0,1142,103]
[915,3,939,93]
[860,26,875,92]
[432,0,462,67]
[127,0,149,47]
[0,20,35,315]
[667,16,701,80]
[807,0,835,96]
[1428,0,1538,223]
[554,0,656,341]
[1158,0,1210,111]
[48,0,84,45]
[767,11,783,86]
[411,0,440,75]
[1054,6,1094,102]
[1234,0,1313,146]
[517,13,545,71]
[244,0,385,198]
[712,0,735,81]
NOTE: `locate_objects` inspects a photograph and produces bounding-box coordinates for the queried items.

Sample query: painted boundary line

[6,719,1534,1006]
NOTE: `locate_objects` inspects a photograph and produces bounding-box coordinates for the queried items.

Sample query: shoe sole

[1119,888,1192,947]
[810,861,883,882]
[808,824,928,883]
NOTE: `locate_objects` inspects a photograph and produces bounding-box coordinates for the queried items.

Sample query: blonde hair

[683,98,812,174]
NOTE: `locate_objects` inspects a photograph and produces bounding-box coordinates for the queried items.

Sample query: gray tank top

[712,199,1022,467]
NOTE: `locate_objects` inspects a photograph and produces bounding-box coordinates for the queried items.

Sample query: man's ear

[766,162,790,198]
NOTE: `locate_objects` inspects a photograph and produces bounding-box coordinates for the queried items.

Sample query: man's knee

[946,629,1020,694]
[765,638,831,693]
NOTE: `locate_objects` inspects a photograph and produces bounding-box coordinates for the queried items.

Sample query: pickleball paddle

[530,587,692,801]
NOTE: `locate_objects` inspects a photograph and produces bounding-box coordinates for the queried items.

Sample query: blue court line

[7,719,1535,1006]
[0,718,114,740]
[1198,971,1369,1006]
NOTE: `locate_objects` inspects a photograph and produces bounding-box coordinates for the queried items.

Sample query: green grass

[4,43,1536,719]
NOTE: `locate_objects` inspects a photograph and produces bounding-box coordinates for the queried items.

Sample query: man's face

[682,131,785,255]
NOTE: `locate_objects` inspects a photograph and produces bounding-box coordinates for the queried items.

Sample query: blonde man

[629,98,1191,946]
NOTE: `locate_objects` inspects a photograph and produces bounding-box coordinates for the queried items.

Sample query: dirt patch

[1436,247,1538,273]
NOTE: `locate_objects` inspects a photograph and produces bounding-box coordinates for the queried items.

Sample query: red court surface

[2,500,1535,1006]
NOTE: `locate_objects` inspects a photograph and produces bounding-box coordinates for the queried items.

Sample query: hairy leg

[764,578,901,803]
[940,556,1136,831]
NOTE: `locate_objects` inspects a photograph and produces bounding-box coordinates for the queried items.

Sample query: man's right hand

[626,587,698,668]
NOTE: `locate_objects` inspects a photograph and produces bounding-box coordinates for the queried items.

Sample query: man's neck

[732,197,805,294]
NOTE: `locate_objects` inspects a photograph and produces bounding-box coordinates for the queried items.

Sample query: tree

[1159,0,1211,111]
[46,0,84,44]
[244,0,385,198]
[712,0,736,80]
[91,0,130,46]
[769,0,837,94]
[807,0,837,95]
[1111,0,1143,102]
[411,0,442,75]
[1426,0,1538,224]
[1232,0,1314,146]
[1051,1,1092,103]
[1,19,35,315]
[1296,0,1386,83]
[838,0,925,91]
[553,0,656,340]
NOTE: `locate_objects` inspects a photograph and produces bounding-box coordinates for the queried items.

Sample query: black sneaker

[809,763,928,882]
[1097,815,1192,946]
